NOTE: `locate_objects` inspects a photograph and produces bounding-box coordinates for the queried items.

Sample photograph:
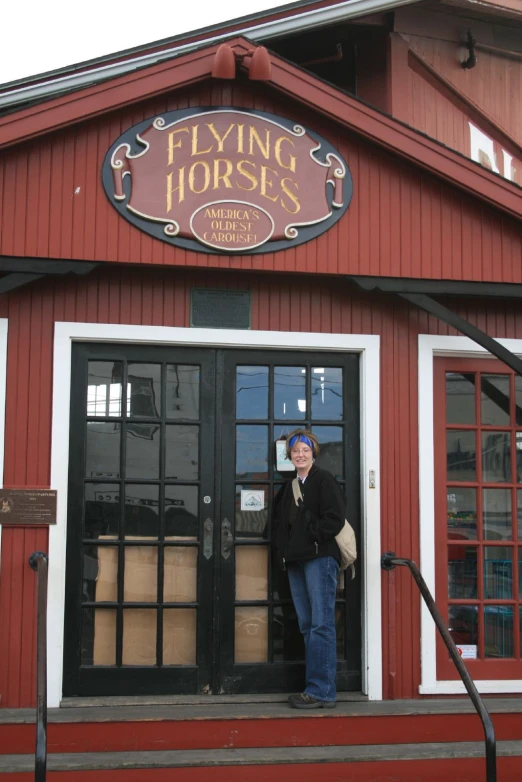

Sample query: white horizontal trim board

[418,334,522,695]
[0,319,8,567]
[49,323,381,706]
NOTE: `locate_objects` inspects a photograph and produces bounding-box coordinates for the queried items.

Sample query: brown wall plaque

[0,489,57,525]
[102,108,352,255]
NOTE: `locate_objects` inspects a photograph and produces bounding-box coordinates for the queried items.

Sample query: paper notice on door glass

[456,644,477,660]
[241,490,265,512]
[276,440,295,472]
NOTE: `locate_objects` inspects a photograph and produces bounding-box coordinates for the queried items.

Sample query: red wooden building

[1,0,522,778]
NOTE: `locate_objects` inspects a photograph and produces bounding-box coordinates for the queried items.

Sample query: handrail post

[29,551,48,782]
[381,552,496,782]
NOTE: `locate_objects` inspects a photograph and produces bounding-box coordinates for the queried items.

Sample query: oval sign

[102,107,353,255]
[190,201,274,251]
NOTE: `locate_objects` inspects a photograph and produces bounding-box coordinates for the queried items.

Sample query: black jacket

[272,464,345,566]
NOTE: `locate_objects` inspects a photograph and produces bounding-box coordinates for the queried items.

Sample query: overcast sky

[1,0,287,86]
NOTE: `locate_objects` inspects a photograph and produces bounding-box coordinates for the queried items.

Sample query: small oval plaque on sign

[190,201,274,251]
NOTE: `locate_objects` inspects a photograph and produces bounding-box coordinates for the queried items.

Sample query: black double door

[63,344,361,696]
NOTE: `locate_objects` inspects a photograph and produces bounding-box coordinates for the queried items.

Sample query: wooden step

[1,741,522,781]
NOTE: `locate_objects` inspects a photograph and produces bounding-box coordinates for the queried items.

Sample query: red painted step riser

[1,713,521,755]
[1,758,521,782]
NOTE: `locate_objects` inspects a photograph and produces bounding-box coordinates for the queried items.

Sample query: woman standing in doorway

[272,429,345,709]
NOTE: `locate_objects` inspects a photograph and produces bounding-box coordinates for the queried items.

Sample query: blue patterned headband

[289,435,314,452]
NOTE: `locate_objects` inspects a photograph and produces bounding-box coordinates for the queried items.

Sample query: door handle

[203,518,213,560]
[221,518,233,560]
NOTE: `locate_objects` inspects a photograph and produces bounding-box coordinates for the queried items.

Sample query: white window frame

[0,318,7,565]
[48,323,382,706]
[419,333,522,694]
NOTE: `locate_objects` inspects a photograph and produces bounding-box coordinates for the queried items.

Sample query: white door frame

[49,322,382,706]
[419,333,522,694]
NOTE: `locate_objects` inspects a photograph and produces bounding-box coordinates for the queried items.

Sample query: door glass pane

[447,488,477,541]
[83,545,118,602]
[165,425,199,480]
[236,546,268,600]
[235,606,268,662]
[236,425,268,479]
[84,483,120,539]
[124,546,158,602]
[485,606,513,658]
[484,547,513,599]
[122,609,157,665]
[166,365,199,420]
[83,607,117,665]
[236,366,268,419]
[87,361,123,417]
[517,433,522,483]
[483,489,512,541]
[124,484,159,539]
[165,486,199,539]
[86,423,121,478]
[272,604,304,661]
[447,431,476,481]
[313,426,343,480]
[446,373,475,424]
[163,608,196,664]
[126,425,160,479]
[312,367,343,420]
[518,494,522,540]
[164,547,198,602]
[481,375,510,426]
[127,364,161,418]
[516,376,522,425]
[448,605,478,648]
[274,367,305,420]
[448,545,477,598]
[235,484,268,538]
[482,432,511,483]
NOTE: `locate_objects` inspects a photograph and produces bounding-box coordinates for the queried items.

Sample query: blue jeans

[287,556,339,702]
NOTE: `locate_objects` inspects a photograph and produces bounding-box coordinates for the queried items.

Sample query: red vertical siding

[2,268,522,706]
[1,83,521,282]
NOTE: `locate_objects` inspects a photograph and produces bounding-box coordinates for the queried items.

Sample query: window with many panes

[435,358,522,679]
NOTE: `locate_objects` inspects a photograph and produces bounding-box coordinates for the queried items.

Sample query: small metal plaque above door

[191,289,251,330]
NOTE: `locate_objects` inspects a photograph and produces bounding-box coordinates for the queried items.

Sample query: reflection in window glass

[166,365,199,420]
[236,366,268,420]
[446,373,475,425]
[449,605,478,648]
[235,485,268,538]
[272,604,304,661]
[517,433,522,483]
[165,425,199,480]
[84,483,120,539]
[484,547,512,599]
[447,431,476,482]
[165,486,198,539]
[312,367,343,420]
[128,364,161,418]
[448,545,477,599]
[236,546,268,600]
[83,545,118,602]
[483,489,512,541]
[126,426,160,480]
[83,607,117,665]
[516,376,522,425]
[313,426,343,480]
[447,488,477,541]
[124,484,159,539]
[236,425,268,479]
[482,432,511,483]
[274,367,305,419]
[86,423,121,478]
[87,362,123,417]
[518,493,522,541]
[485,605,513,659]
[481,375,510,426]
[235,606,268,662]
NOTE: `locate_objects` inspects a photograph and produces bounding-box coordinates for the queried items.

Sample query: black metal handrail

[381,552,496,782]
[29,551,49,782]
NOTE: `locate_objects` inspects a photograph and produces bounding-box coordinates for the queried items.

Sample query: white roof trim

[0,0,417,111]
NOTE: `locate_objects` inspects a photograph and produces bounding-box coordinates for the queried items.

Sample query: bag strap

[291,477,303,507]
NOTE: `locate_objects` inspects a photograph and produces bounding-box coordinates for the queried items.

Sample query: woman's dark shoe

[288,692,336,709]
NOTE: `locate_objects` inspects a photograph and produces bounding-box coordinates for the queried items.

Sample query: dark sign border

[102,107,353,255]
